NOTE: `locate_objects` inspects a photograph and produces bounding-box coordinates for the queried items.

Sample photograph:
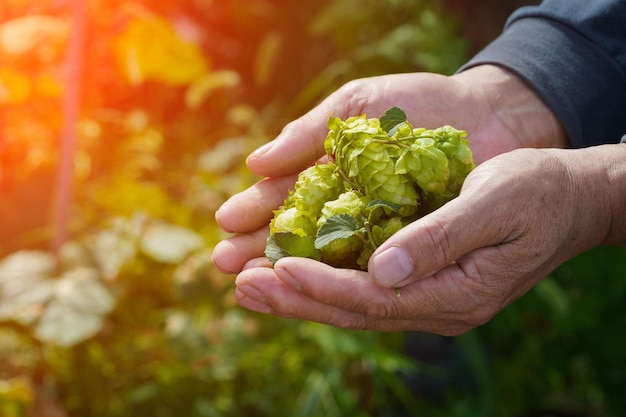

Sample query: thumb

[368,194,508,288]
[246,86,355,178]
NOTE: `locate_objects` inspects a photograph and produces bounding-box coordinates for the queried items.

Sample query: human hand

[226,145,626,334]
[213,65,566,275]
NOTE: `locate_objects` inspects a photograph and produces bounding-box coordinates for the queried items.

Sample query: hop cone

[317,190,370,227]
[357,217,406,269]
[326,114,419,207]
[266,107,476,269]
[269,206,316,238]
[292,162,343,219]
[432,125,475,196]
[395,135,450,195]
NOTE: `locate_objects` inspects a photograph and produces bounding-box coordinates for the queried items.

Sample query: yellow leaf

[35,72,63,98]
[0,66,31,104]
[185,70,240,109]
[114,16,210,86]
[0,15,68,59]
[254,31,282,87]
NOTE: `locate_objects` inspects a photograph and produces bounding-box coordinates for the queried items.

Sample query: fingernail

[370,245,414,287]
[248,140,275,159]
[237,283,268,303]
[275,265,302,292]
[236,284,272,313]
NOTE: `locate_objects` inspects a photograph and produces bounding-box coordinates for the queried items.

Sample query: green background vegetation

[1,0,624,416]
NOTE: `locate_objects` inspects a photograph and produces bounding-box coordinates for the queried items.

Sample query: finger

[246,77,390,178]
[215,175,297,234]
[211,228,269,274]
[235,266,362,326]
[271,257,475,333]
[242,256,273,270]
[368,169,518,288]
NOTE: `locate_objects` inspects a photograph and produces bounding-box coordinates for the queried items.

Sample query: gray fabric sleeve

[459,0,626,148]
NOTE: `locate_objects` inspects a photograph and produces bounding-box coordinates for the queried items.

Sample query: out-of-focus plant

[1,0,624,416]
[1,1,461,416]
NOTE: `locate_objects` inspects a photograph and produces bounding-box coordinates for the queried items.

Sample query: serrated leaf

[380,107,407,136]
[265,233,319,264]
[33,267,115,347]
[315,214,360,249]
[367,199,402,212]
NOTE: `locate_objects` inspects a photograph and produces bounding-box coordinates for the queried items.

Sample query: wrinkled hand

[213,66,566,271]
[221,146,626,334]
[211,65,584,334]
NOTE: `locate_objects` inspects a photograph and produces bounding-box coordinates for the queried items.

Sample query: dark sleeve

[458,0,626,148]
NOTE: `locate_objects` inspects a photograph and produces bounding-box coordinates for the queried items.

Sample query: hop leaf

[265,233,319,264]
[380,106,407,136]
[315,214,362,249]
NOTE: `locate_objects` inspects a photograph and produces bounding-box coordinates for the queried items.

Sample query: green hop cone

[326,114,419,208]
[269,206,316,238]
[316,190,370,227]
[292,162,343,219]
[395,134,450,196]
[356,216,406,269]
[432,125,475,196]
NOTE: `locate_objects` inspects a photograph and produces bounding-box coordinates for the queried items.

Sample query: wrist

[453,64,569,150]
[555,144,626,251]
[585,144,626,246]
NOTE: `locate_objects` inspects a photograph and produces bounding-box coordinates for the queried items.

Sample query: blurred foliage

[0,0,624,416]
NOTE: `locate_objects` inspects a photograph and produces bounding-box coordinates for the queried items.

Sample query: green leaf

[265,233,319,264]
[367,199,402,212]
[315,214,360,249]
[380,106,407,136]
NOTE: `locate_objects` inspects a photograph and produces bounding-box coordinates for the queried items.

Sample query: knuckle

[328,313,369,330]
[362,298,400,321]
[416,217,455,270]
[339,80,377,116]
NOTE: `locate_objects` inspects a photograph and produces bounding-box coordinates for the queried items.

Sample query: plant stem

[52,0,86,257]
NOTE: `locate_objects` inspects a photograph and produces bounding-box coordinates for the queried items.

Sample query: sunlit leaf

[87,229,137,280]
[0,67,31,104]
[140,221,204,263]
[0,251,53,324]
[254,31,282,87]
[34,267,115,347]
[185,70,240,109]
[0,280,54,326]
[113,16,209,86]
[0,251,55,298]
[0,15,68,57]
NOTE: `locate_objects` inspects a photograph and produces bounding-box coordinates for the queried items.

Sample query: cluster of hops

[265,107,475,270]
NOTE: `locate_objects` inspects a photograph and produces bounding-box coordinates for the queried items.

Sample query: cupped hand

[229,145,621,334]
[212,65,566,275]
